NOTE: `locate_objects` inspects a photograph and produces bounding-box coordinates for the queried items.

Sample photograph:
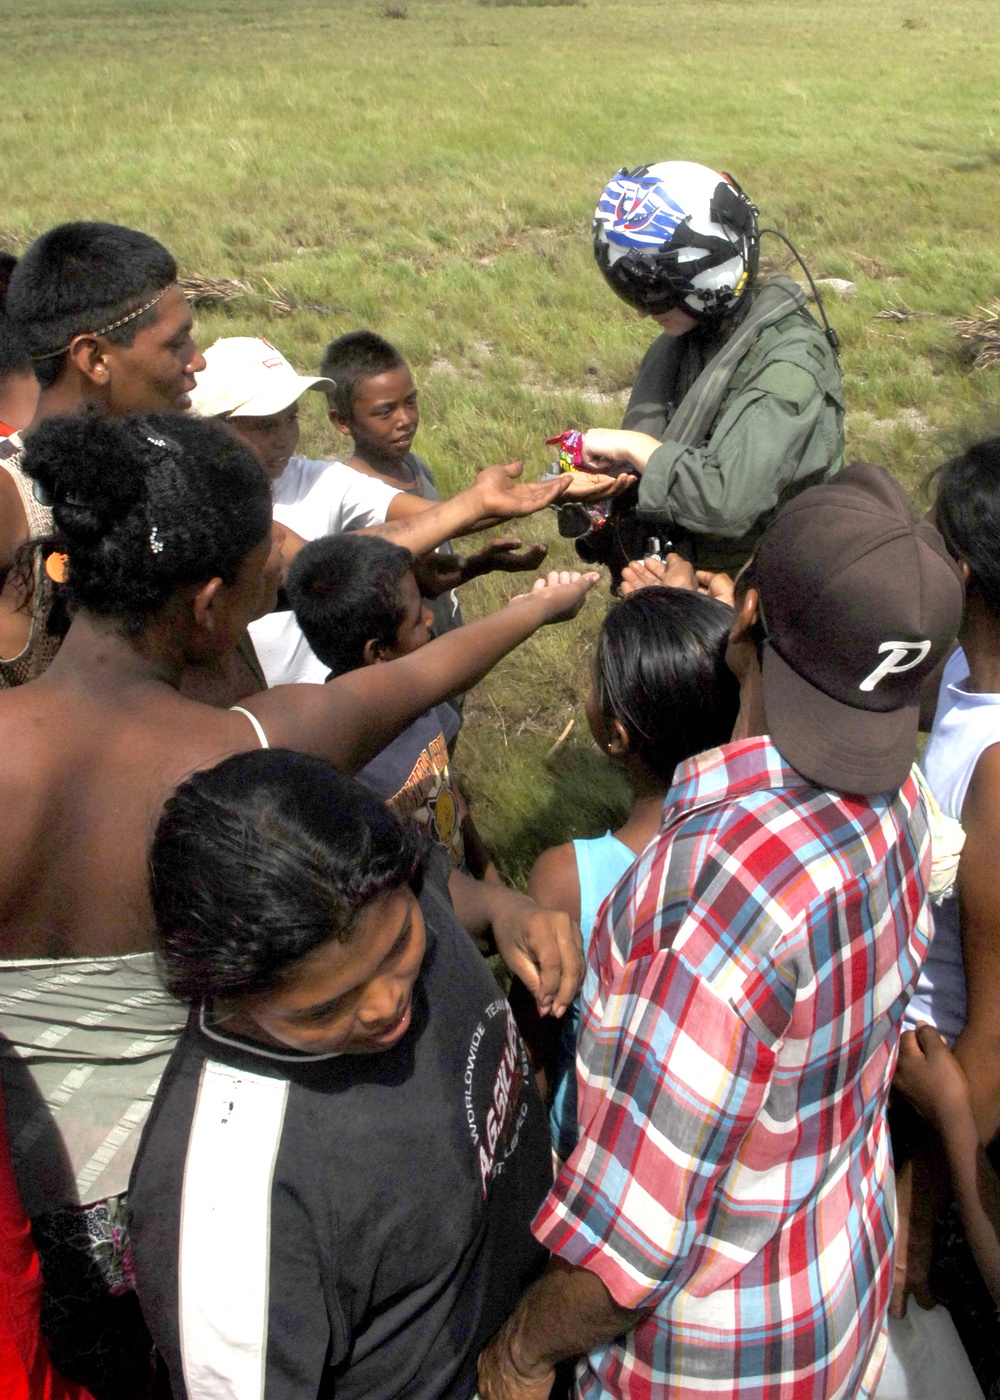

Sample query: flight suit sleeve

[637,349,843,539]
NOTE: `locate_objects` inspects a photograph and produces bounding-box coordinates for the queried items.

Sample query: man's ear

[729,586,760,646]
[361,637,386,666]
[328,406,353,439]
[65,334,111,388]
[607,718,631,758]
[191,577,225,635]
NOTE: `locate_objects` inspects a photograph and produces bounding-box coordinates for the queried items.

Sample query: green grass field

[3,0,1000,880]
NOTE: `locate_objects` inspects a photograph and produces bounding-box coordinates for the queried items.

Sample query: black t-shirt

[128,859,550,1399]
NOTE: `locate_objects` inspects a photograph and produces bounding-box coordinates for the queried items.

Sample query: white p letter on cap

[859,640,932,693]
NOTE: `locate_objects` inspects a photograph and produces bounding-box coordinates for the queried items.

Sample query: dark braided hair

[19,410,272,635]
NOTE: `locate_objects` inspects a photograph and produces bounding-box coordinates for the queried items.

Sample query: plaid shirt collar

[664,734,809,829]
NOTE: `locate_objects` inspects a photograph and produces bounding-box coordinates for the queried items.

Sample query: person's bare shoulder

[961,741,1000,832]
[0,465,29,572]
[527,842,582,926]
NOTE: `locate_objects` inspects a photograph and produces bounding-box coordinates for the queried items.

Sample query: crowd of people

[0,158,996,1400]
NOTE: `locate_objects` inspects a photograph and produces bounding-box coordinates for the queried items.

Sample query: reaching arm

[411,540,548,600]
[477,1255,644,1400]
[617,553,736,606]
[895,1025,1000,1306]
[363,462,570,555]
[247,571,599,774]
[526,843,582,928]
[950,743,1000,1142]
[447,867,584,1018]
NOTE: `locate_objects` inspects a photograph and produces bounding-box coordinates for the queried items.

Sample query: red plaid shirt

[534,737,931,1400]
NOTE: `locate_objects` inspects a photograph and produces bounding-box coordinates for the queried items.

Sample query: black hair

[19,411,272,635]
[933,436,1000,620]
[0,315,33,381]
[151,748,424,1004]
[319,329,407,419]
[0,252,18,303]
[287,532,414,675]
[594,587,739,784]
[5,223,177,388]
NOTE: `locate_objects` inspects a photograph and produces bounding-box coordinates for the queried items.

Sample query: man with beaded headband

[0,221,205,688]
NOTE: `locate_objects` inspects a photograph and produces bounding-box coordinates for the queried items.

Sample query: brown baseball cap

[755,462,964,795]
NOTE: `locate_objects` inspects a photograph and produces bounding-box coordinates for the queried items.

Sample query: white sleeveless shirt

[907,648,1000,1040]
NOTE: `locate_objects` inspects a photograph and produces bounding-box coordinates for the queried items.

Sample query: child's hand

[620,554,696,595]
[472,462,570,521]
[411,550,465,598]
[558,470,635,502]
[485,886,585,1018]
[895,1024,974,1133]
[620,555,737,606]
[508,570,601,624]
[463,538,548,578]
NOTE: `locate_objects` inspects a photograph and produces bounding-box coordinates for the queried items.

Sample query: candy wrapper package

[545,430,611,527]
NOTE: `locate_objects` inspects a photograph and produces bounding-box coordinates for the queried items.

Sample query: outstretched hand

[473,462,570,523]
[412,541,549,597]
[620,554,735,607]
[509,570,601,624]
[464,538,549,578]
[557,470,635,503]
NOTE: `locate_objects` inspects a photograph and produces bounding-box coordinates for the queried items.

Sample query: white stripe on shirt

[179,1060,289,1399]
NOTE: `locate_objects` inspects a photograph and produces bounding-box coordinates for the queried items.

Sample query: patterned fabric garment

[31,1194,159,1400]
[533,737,932,1400]
[0,439,61,689]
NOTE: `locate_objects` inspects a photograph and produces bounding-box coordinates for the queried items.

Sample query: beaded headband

[29,286,172,362]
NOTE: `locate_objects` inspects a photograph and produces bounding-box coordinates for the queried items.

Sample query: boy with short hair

[287,531,486,873]
[190,335,556,690]
[320,329,546,642]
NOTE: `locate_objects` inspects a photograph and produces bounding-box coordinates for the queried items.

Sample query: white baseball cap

[188,337,336,418]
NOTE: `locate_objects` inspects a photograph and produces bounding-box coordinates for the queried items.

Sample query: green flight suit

[624,276,845,573]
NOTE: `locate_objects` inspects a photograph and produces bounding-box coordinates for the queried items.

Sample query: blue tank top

[549,832,635,1159]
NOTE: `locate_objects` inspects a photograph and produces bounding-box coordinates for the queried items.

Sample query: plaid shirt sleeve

[533,872,784,1312]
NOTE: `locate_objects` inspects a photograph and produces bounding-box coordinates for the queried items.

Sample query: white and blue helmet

[593,160,759,320]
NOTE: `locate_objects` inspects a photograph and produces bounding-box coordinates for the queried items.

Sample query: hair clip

[45,552,69,584]
[32,480,55,507]
[149,527,164,555]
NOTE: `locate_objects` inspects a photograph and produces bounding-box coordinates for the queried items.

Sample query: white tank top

[907,648,1000,1042]
[923,647,1000,822]
[230,705,269,749]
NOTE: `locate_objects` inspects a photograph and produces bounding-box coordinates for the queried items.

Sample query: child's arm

[946,744,1000,1143]
[447,867,584,1019]
[412,540,549,599]
[895,1024,1000,1306]
[527,844,583,929]
[368,462,570,553]
[452,784,500,885]
[250,571,598,779]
